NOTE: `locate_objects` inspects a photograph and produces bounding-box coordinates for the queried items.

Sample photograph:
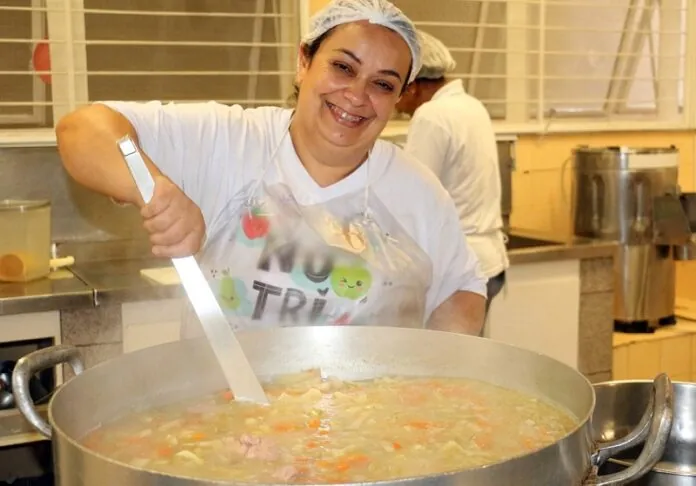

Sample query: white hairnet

[302,0,422,84]
[416,29,456,80]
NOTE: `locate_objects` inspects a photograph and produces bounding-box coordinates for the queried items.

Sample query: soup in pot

[81,370,579,483]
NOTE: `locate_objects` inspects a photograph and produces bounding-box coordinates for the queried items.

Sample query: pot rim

[46,329,599,485]
[0,199,50,212]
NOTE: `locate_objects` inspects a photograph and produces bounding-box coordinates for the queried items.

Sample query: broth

[81,370,579,483]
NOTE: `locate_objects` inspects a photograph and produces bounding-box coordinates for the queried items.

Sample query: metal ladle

[116,135,269,405]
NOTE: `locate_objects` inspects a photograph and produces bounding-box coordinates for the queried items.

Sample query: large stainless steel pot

[12,326,674,485]
[593,380,696,485]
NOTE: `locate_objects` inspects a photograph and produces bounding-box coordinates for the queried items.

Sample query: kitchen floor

[613,313,696,382]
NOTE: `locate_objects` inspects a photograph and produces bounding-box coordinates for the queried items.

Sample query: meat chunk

[273,465,301,482]
[226,434,279,461]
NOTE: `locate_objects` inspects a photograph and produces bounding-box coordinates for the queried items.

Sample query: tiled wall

[578,257,614,383]
[0,146,146,246]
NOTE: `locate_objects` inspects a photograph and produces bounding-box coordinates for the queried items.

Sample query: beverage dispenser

[571,146,696,333]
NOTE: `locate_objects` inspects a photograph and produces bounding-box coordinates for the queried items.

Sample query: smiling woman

[53,0,488,337]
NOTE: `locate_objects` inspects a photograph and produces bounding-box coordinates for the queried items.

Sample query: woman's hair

[285,30,333,108]
[284,27,414,108]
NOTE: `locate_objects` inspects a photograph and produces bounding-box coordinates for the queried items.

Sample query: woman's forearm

[55,104,162,207]
[428,291,486,335]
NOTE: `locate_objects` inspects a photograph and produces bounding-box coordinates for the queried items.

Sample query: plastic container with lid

[0,200,51,282]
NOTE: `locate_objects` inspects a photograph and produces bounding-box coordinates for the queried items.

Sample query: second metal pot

[594,380,696,485]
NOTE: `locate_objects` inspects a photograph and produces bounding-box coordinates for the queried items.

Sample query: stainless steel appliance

[592,380,696,485]
[13,326,673,485]
[571,146,696,333]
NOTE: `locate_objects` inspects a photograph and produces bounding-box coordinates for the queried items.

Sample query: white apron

[181,121,432,338]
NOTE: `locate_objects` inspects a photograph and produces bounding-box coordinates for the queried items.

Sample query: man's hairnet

[302,0,422,84]
[415,30,456,80]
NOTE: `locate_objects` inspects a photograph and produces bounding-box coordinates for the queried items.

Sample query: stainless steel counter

[69,258,183,306]
[0,271,93,316]
[506,228,618,265]
[0,257,182,317]
[0,229,617,317]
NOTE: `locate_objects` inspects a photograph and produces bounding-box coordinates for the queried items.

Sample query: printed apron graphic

[180,118,433,337]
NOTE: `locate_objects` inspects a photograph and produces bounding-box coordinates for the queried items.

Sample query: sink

[506,234,563,250]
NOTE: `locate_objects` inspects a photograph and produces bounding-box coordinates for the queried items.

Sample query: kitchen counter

[506,227,618,265]
[69,258,183,306]
[0,270,93,316]
[0,229,617,317]
[0,257,181,317]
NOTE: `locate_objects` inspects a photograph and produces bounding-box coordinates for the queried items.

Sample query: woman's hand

[140,176,206,258]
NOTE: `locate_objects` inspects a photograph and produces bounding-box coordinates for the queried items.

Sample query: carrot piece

[307,418,321,429]
[272,423,299,433]
[189,432,207,441]
[334,454,369,471]
[393,441,402,450]
[407,420,434,430]
[157,445,174,457]
[306,441,319,449]
[222,390,234,401]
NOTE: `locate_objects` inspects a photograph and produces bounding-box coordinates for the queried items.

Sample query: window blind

[0,0,301,130]
[391,0,688,129]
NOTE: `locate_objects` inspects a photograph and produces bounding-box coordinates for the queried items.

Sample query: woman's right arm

[56,103,163,206]
[56,100,248,257]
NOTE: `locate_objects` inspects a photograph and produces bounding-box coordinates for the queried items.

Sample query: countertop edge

[508,242,618,264]
[0,235,619,316]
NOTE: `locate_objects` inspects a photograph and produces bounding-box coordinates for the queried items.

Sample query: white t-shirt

[99,100,488,322]
[403,80,509,278]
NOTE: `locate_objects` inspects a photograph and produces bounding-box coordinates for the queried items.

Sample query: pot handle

[589,373,674,486]
[12,344,85,439]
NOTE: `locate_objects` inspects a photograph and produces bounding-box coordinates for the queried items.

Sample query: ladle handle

[12,344,85,438]
[116,135,155,203]
[589,373,674,485]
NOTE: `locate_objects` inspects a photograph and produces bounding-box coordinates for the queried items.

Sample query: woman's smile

[325,101,369,128]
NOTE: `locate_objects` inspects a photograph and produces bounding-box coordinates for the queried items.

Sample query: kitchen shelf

[0,406,48,448]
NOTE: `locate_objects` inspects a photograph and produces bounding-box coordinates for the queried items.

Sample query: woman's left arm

[420,178,489,334]
[428,291,486,335]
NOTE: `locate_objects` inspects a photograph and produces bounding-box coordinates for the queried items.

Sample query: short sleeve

[96,100,250,228]
[428,197,488,314]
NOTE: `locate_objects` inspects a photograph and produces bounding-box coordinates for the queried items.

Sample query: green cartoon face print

[330,264,372,300]
[212,270,253,316]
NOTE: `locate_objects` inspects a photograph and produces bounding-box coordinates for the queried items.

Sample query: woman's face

[295,21,412,151]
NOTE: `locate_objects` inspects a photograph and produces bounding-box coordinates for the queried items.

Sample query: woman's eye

[333,62,352,74]
[375,81,395,92]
